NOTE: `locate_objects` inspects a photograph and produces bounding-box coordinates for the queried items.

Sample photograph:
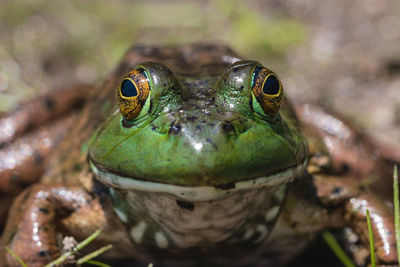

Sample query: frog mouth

[89,158,308,201]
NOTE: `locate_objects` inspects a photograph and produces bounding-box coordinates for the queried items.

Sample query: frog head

[88,60,308,248]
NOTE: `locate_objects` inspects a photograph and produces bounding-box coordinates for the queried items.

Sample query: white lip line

[90,159,308,202]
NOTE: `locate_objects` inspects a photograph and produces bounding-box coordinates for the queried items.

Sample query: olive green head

[89,60,307,188]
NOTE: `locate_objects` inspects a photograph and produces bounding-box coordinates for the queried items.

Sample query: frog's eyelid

[138,68,151,88]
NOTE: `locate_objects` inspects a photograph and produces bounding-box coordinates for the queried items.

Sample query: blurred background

[0,0,399,265]
[0,0,399,153]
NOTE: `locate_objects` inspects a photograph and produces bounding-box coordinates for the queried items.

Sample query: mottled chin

[90,159,307,251]
[89,158,308,202]
[110,184,287,249]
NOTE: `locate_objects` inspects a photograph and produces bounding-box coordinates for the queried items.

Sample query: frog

[0,44,398,266]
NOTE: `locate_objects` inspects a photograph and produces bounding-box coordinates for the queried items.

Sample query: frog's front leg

[314,175,398,265]
[1,183,126,267]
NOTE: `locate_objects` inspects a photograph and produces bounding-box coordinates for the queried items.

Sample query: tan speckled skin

[0,45,398,266]
[0,84,93,146]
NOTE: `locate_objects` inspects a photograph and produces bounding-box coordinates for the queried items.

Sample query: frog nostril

[169,120,182,135]
[221,122,234,133]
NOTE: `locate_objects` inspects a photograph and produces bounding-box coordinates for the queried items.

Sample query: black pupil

[121,79,138,97]
[263,75,280,95]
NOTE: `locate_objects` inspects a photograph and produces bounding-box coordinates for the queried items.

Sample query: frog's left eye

[116,68,150,120]
[252,67,283,117]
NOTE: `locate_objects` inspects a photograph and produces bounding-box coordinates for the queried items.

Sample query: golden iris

[252,67,283,117]
[116,69,150,120]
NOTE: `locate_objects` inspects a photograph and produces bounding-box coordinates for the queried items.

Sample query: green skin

[89,61,307,187]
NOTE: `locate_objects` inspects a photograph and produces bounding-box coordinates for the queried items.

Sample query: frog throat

[90,158,308,202]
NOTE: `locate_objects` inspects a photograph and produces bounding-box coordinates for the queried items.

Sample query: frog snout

[168,120,236,136]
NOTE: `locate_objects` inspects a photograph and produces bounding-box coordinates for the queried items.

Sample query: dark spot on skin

[91,177,110,198]
[39,226,49,232]
[386,60,400,75]
[38,207,50,214]
[249,98,254,112]
[71,98,85,110]
[207,97,216,105]
[38,250,51,257]
[358,184,366,191]
[206,138,218,151]
[11,171,19,183]
[43,97,55,110]
[222,122,234,133]
[215,183,236,190]
[187,116,198,122]
[239,85,244,91]
[331,186,342,196]
[73,163,82,172]
[148,100,153,113]
[26,120,34,132]
[122,119,133,128]
[169,121,181,135]
[176,200,195,211]
[314,152,322,158]
[34,152,44,165]
[340,163,350,172]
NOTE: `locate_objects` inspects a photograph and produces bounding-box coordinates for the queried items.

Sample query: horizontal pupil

[121,79,138,97]
[263,75,280,95]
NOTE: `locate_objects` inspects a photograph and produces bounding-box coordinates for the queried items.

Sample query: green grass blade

[86,260,112,267]
[75,229,103,252]
[44,229,103,267]
[366,209,376,267]
[394,164,400,261]
[322,231,356,267]
[5,247,28,267]
[76,244,113,265]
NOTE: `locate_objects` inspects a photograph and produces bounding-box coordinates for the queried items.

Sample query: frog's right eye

[116,68,150,120]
